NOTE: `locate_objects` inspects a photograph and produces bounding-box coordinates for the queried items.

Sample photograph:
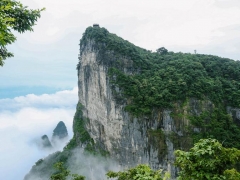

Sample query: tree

[156,47,168,55]
[50,162,85,180]
[0,0,44,66]
[50,162,70,180]
[175,138,240,180]
[106,164,170,180]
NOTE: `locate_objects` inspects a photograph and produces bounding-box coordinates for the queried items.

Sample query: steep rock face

[228,107,240,125]
[76,40,221,177]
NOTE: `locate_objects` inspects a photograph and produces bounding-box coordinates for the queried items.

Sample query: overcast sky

[1,0,240,179]
[1,0,240,98]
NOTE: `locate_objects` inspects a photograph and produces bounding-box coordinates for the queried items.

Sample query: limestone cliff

[73,26,240,177]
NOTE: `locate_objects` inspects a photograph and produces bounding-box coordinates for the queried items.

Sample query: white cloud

[0,88,78,180]
[0,108,74,135]
[0,87,78,110]
[19,0,240,49]
[67,148,121,180]
[14,0,240,62]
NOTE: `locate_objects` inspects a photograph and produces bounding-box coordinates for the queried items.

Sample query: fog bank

[0,88,78,180]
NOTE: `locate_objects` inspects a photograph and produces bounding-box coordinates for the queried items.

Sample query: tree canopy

[50,162,85,180]
[106,164,170,180]
[0,0,44,66]
[156,47,168,55]
[175,138,240,180]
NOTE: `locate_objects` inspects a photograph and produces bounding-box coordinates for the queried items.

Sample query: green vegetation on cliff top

[80,26,240,116]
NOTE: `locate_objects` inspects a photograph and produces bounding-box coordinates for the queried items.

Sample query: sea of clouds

[0,87,78,180]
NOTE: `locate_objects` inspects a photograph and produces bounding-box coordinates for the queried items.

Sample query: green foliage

[190,108,240,148]
[156,47,168,55]
[35,159,43,166]
[74,103,92,144]
[224,169,240,180]
[50,162,70,180]
[106,164,170,180]
[147,129,167,161]
[175,138,240,180]
[50,162,85,180]
[64,103,109,156]
[50,163,170,180]
[0,0,44,65]
[64,103,92,150]
[71,174,86,180]
[79,27,240,117]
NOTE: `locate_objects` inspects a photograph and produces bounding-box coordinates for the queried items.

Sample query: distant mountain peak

[52,121,68,139]
[40,135,52,148]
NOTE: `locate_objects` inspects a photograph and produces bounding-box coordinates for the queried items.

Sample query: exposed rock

[52,121,68,140]
[41,135,52,148]
[76,39,218,177]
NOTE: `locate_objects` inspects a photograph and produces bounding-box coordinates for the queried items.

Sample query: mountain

[24,25,240,179]
[52,121,68,140]
[41,135,52,148]
[36,121,68,150]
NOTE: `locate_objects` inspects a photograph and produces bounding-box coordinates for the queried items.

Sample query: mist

[67,148,121,180]
[26,146,122,180]
[0,88,78,180]
[0,87,122,180]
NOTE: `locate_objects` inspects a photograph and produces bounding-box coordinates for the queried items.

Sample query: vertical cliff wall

[75,26,240,178]
[77,38,173,173]
[75,39,212,177]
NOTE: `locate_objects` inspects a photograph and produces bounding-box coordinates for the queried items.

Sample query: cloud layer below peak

[0,87,78,111]
[0,88,78,180]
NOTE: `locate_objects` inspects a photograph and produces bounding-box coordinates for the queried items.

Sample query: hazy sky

[1,0,240,179]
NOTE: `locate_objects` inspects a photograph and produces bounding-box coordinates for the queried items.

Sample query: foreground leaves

[175,138,240,180]
[50,162,85,180]
[106,164,170,180]
[0,0,44,65]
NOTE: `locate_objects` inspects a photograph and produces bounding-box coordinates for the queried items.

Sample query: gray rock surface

[76,40,217,177]
[52,121,68,140]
